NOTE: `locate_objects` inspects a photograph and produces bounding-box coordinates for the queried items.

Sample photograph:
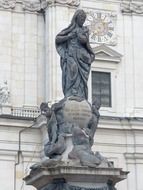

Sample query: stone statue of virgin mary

[56,9,95,100]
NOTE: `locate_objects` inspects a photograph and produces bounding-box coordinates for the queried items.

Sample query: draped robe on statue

[55,15,95,100]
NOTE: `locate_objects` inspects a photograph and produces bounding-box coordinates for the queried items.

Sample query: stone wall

[0,0,45,107]
[0,116,42,190]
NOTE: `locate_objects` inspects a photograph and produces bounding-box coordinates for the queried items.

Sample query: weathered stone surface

[56,9,95,100]
[24,165,128,190]
[121,2,143,14]
[35,10,108,168]
[63,98,92,129]
[47,0,80,7]
[39,97,105,167]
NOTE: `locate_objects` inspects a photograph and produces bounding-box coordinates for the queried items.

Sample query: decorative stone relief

[0,0,80,11]
[41,0,48,9]
[121,2,143,14]
[23,0,41,12]
[47,0,80,7]
[0,81,10,105]
[23,0,49,12]
[0,0,16,9]
[0,0,79,11]
[121,2,131,13]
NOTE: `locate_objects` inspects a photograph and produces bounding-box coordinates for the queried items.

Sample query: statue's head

[40,102,52,117]
[76,9,86,27]
[72,9,86,27]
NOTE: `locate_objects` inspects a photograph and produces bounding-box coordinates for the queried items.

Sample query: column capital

[0,0,16,9]
[121,2,143,14]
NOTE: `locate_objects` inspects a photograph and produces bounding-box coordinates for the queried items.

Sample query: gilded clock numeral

[91,33,97,41]
[108,22,114,27]
[87,15,93,21]
[107,32,113,38]
[98,36,101,42]
[97,12,101,19]
[108,27,114,31]
[101,13,106,20]
[104,35,109,41]
[93,12,97,19]
[101,36,104,43]
[89,11,94,18]
[104,16,110,23]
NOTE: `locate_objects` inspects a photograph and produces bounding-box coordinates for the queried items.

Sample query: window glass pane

[92,71,111,107]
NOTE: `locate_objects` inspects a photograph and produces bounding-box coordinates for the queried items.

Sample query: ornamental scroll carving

[0,0,16,9]
[23,0,48,12]
[0,0,80,11]
[47,0,80,7]
[121,2,143,14]
[23,0,80,11]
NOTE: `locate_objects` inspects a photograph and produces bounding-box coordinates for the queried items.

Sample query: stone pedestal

[63,98,92,129]
[25,97,128,190]
[0,104,12,115]
[24,165,128,190]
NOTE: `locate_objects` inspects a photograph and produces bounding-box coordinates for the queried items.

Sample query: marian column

[24,7,128,190]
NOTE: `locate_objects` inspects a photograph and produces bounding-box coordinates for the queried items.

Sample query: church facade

[0,0,143,190]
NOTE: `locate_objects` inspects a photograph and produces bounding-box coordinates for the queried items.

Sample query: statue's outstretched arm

[56,35,69,44]
[56,32,76,44]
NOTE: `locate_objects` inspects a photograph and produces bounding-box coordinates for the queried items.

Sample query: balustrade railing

[10,106,41,118]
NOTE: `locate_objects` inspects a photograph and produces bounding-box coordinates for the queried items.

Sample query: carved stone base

[24,165,128,190]
[40,97,110,168]
[0,104,12,115]
[63,97,92,129]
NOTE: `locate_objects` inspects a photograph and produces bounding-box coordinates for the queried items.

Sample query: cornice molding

[23,1,41,12]
[124,153,143,162]
[121,2,143,14]
[0,0,16,9]
[93,44,122,63]
[0,0,80,11]
[23,0,48,12]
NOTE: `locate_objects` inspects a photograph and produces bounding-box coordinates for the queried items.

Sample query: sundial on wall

[85,10,117,46]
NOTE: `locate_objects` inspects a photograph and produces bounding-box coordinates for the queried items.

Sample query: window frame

[91,70,112,108]
[87,45,121,116]
[88,63,117,115]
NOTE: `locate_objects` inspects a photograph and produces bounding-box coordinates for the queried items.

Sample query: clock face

[85,11,116,45]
